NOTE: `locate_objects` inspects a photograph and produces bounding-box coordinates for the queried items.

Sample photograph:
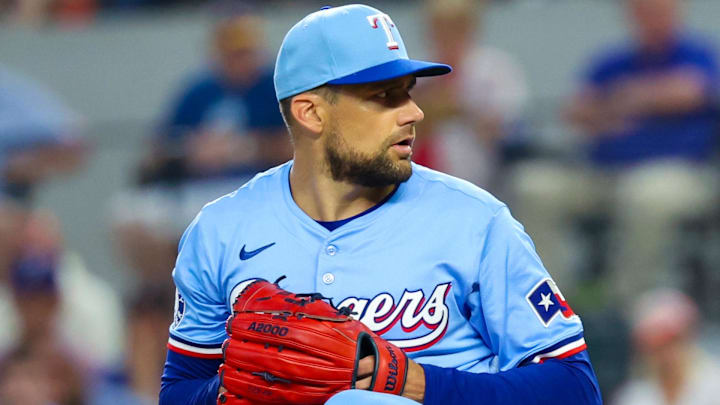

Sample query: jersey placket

[314,234,344,298]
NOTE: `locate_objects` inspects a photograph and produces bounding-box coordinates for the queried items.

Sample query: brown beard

[323,122,412,187]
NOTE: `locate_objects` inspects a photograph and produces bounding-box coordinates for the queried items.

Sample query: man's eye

[375,91,388,99]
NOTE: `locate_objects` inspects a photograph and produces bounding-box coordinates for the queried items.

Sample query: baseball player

[160,5,602,405]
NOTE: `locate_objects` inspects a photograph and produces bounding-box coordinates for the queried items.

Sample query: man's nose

[398,98,424,126]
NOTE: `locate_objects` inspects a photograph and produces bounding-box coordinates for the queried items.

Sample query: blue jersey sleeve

[468,206,585,370]
[160,349,222,405]
[168,212,229,359]
[422,350,601,405]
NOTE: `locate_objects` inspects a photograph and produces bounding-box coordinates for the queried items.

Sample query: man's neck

[289,158,396,222]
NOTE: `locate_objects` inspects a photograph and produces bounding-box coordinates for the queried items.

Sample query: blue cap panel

[274,4,452,100]
[319,6,410,77]
[274,11,336,100]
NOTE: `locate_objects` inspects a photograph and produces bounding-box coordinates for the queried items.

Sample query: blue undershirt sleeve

[159,349,223,405]
[422,351,602,405]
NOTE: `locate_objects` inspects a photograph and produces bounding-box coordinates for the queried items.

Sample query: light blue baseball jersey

[168,161,585,371]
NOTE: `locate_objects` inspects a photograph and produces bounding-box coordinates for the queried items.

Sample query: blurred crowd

[0,0,200,26]
[2,0,720,404]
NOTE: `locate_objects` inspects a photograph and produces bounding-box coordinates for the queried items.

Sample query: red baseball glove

[217,278,408,404]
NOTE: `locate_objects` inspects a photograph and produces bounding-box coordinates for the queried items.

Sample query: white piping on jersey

[530,337,586,364]
[168,337,223,355]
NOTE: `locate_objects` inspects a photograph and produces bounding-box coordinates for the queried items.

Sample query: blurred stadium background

[2,0,720,404]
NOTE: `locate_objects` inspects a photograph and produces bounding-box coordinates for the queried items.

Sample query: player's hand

[355,355,425,403]
[353,356,375,390]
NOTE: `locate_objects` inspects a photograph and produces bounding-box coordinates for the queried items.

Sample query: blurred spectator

[613,289,720,405]
[0,344,87,405]
[81,287,168,405]
[100,0,201,11]
[0,210,125,375]
[0,0,54,24]
[0,0,96,25]
[124,285,175,402]
[0,63,86,277]
[511,0,719,297]
[413,0,528,190]
[142,13,289,183]
[111,13,290,290]
[0,213,93,405]
[0,211,160,405]
[7,212,65,354]
[0,202,27,281]
[0,63,86,203]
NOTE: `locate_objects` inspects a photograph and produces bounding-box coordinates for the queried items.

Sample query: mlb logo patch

[526,278,577,327]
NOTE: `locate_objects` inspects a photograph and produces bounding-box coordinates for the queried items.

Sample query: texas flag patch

[526,278,578,327]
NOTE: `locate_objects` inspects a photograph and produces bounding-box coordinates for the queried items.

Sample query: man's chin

[394,160,413,183]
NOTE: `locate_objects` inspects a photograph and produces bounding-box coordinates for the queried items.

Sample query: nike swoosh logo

[239,242,276,260]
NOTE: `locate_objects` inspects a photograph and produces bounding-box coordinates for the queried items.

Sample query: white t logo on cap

[367,13,399,50]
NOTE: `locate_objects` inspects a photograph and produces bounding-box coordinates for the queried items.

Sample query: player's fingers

[354,355,375,392]
[354,375,372,390]
[356,355,375,379]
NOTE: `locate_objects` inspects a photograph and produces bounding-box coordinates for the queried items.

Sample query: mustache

[385,126,416,147]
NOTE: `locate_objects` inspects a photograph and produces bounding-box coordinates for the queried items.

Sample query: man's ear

[291,93,328,135]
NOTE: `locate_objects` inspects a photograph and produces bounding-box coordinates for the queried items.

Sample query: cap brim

[327,59,452,85]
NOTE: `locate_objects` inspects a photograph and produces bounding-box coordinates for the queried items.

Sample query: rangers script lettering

[338,282,451,351]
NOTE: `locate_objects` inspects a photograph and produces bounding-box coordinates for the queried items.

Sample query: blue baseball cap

[274,4,452,100]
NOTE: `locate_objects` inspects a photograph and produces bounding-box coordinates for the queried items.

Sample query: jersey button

[326,244,338,256]
[322,273,335,284]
